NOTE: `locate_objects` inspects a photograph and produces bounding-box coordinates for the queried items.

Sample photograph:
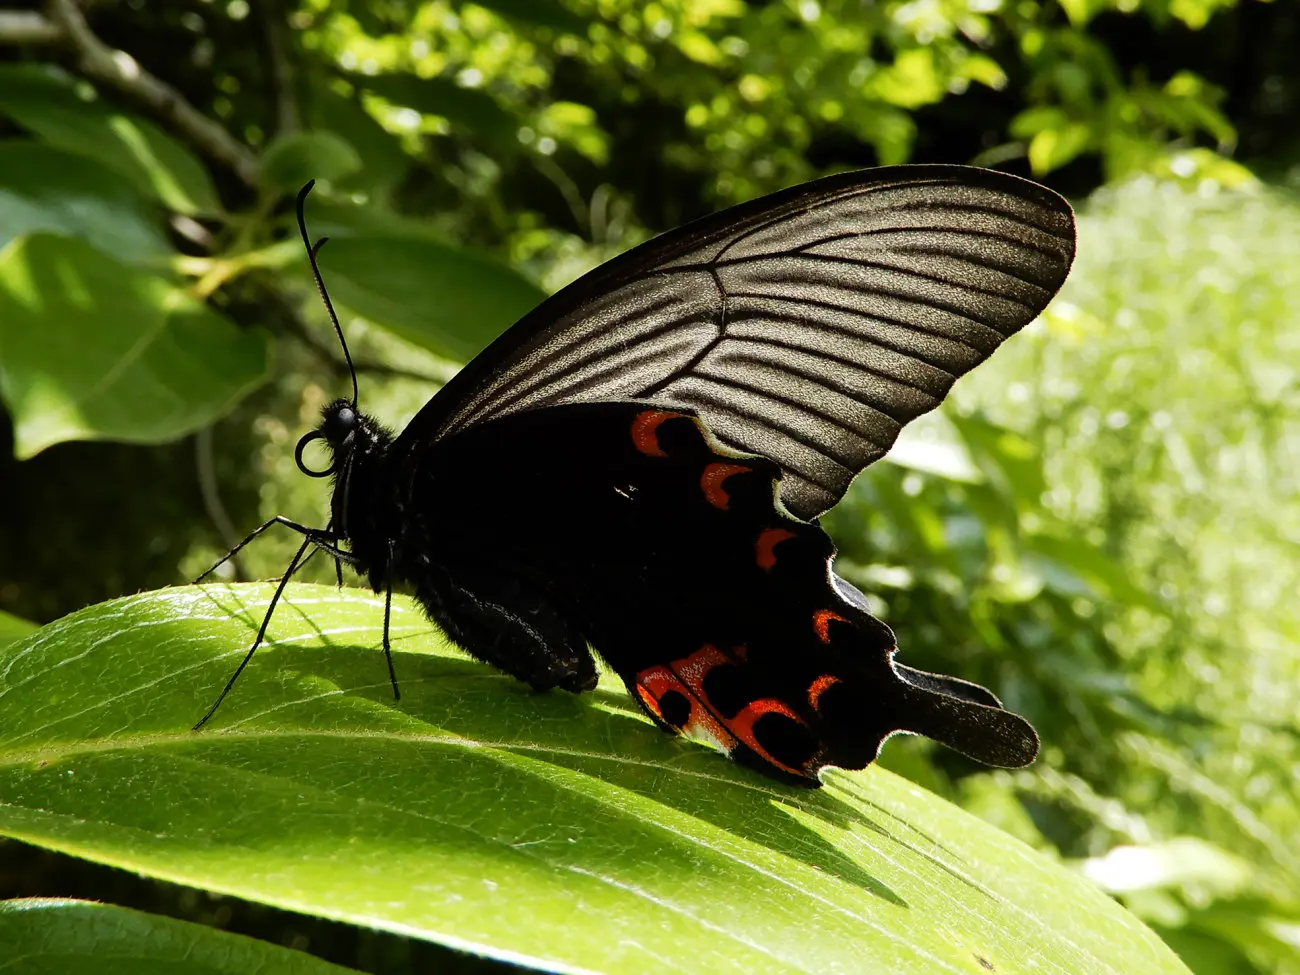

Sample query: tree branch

[42,0,261,188]
[0,10,62,44]
[257,0,300,137]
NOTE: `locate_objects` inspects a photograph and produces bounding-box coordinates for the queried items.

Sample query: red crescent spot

[630,410,683,457]
[636,665,679,701]
[728,698,809,777]
[755,528,797,570]
[807,674,842,713]
[699,463,751,510]
[670,644,729,694]
[638,658,737,748]
[634,683,663,721]
[812,608,848,643]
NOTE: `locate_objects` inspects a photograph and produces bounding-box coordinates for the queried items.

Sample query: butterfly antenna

[295,180,359,408]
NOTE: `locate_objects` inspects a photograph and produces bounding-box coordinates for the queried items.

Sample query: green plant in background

[0,0,1296,973]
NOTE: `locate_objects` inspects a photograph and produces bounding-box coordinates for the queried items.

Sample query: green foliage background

[0,0,1297,973]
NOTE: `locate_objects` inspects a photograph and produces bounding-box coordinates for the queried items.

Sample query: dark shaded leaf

[260,131,363,192]
[0,899,363,975]
[0,143,169,262]
[315,235,546,361]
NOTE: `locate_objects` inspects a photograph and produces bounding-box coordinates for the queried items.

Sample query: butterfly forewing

[402,165,1075,520]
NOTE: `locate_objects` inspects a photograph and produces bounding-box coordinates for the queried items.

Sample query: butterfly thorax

[313,400,399,589]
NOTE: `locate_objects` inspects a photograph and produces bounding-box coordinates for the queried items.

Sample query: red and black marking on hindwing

[604,406,914,784]
[419,401,1039,787]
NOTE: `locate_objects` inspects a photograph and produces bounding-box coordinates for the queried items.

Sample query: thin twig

[257,0,300,137]
[44,0,260,187]
[195,426,244,568]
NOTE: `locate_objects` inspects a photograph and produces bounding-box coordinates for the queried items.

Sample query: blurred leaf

[0,64,219,216]
[1078,839,1252,896]
[355,74,517,146]
[0,899,363,975]
[537,101,609,164]
[885,413,983,484]
[0,234,270,458]
[1148,897,1300,975]
[1167,0,1235,30]
[949,414,1047,511]
[315,235,545,361]
[260,131,363,192]
[306,81,412,199]
[0,143,168,263]
[869,48,945,109]
[292,200,449,241]
[1028,122,1093,174]
[1021,535,1158,608]
[0,610,38,649]
[1010,105,1070,140]
[1150,924,1266,975]
[0,584,1190,975]
[1150,149,1257,188]
[1057,0,1106,27]
[468,0,591,32]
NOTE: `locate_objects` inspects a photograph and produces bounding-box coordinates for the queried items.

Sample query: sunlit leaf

[0,585,1190,975]
[1028,123,1092,175]
[869,48,945,109]
[356,74,517,146]
[0,64,219,216]
[0,235,269,458]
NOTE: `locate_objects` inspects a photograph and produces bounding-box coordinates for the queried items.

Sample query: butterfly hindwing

[398,401,1038,784]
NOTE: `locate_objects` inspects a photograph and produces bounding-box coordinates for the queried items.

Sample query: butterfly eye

[335,405,358,430]
[294,430,336,478]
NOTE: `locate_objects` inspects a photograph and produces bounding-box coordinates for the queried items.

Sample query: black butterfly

[200,165,1075,787]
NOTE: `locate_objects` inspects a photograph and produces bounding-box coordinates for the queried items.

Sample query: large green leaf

[260,131,363,193]
[0,143,169,263]
[0,584,1189,975]
[315,236,546,361]
[0,234,270,458]
[305,82,412,200]
[0,898,363,975]
[0,63,219,216]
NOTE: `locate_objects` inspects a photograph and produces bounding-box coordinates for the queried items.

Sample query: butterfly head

[295,398,395,533]
[296,397,393,466]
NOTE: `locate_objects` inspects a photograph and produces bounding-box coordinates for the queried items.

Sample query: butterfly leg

[382,540,401,701]
[417,567,598,694]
